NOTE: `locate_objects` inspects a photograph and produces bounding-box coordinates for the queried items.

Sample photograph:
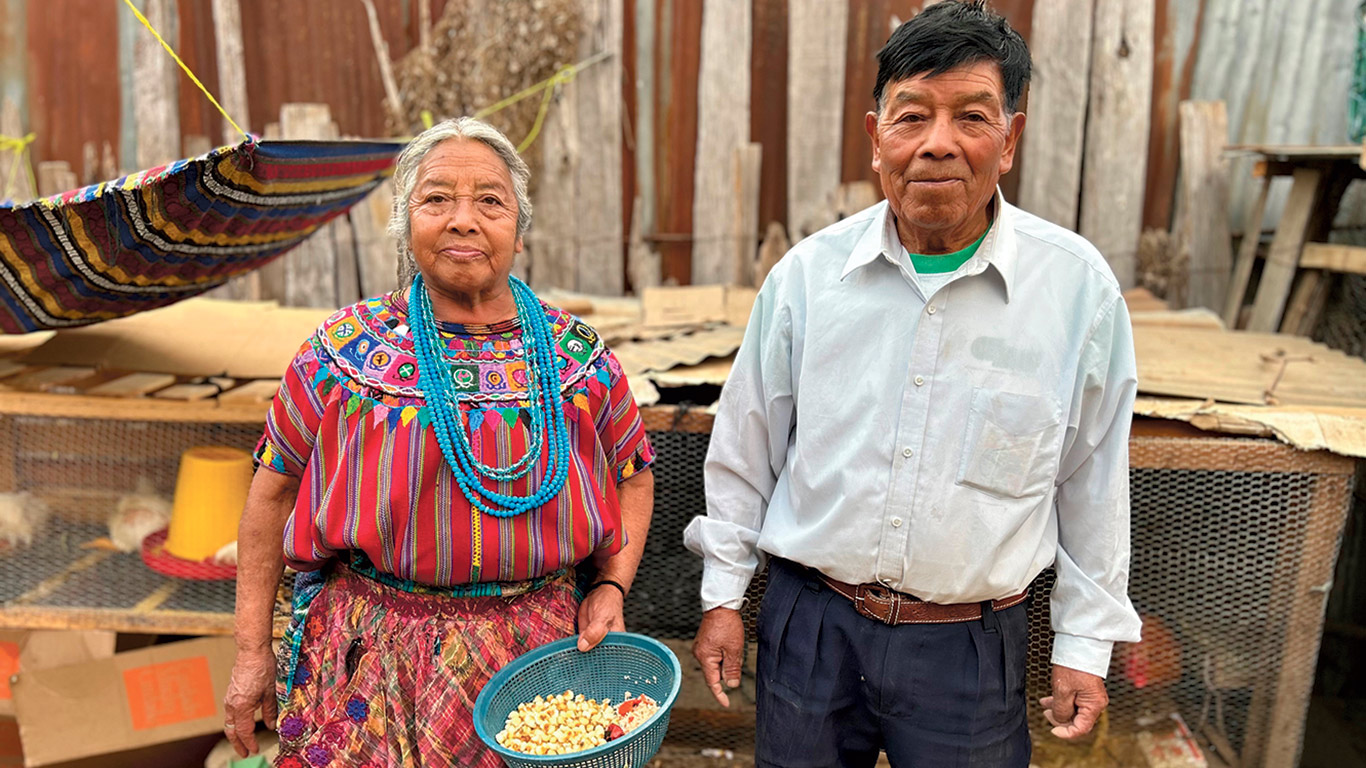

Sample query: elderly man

[684,2,1141,766]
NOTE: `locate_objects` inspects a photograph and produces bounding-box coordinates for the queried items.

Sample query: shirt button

[926,305,937,315]
[902,447,913,458]
[891,517,903,528]
[914,375,925,386]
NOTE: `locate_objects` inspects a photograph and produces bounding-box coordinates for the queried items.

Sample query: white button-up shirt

[683,194,1142,677]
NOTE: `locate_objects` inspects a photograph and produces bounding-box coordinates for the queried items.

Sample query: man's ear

[999,110,1026,176]
[865,111,881,174]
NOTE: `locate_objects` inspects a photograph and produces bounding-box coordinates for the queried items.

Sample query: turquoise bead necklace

[409,274,569,517]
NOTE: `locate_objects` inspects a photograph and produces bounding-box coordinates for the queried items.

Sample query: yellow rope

[0,132,37,202]
[120,0,248,141]
[468,50,612,151]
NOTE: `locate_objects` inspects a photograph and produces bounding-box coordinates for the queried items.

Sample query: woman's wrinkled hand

[576,584,626,652]
[223,644,278,758]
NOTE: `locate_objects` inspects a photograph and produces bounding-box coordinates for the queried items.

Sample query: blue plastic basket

[472,632,682,768]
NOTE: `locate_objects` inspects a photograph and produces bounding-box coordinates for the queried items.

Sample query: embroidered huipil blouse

[255,292,655,586]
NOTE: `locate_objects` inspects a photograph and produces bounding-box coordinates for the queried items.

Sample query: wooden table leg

[1247,168,1324,332]
[1225,175,1272,328]
[1243,463,1356,767]
[1279,168,1354,335]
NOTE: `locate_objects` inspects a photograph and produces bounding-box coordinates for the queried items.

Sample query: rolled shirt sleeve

[1050,296,1144,677]
[254,343,326,478]
[683,275,795,611]
[601,350,656,482]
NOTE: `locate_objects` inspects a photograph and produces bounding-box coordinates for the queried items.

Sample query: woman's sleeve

[600,350,655,482]
[253,343,327,478]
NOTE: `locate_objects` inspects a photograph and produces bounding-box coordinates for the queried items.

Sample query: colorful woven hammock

[0,138,402,333]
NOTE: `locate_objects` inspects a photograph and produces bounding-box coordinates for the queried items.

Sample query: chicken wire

[0,414,260,627]
[636,430,1356,767]
[0,411,1354,767]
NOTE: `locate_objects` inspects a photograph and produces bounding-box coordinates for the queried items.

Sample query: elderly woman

[223,117,655,766]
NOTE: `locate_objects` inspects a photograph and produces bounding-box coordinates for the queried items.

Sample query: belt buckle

[856,584,900,625]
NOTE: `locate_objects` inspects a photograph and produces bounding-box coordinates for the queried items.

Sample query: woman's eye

[482,196,502,206]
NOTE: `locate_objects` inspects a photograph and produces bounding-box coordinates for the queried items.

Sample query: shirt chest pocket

[957,388,1063,500]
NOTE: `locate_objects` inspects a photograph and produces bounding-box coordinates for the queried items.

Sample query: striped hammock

[0,138,402,333]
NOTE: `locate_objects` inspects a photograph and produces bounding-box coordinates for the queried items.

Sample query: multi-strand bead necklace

[409,274,569,517]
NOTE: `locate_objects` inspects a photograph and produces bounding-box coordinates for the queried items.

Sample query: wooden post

[632,0,658,290]
[533,0,625,295]
[532,86,578,290]
[734,144,763,287]
[1223,175,1271,328]
[1177,100,1234,312]
[418,0,433,51]
[210,0,250,142]
[1248,467,1355,767]
[133,0,181,169]
[1079,0,1154,289]
[627,195,661,290]
[754,220,790,289]
[182,134,211,159]
[276,104,341,308]
[0,98,34,203]
[787,0,847,240]
[573,0,625,295]
[36,162,77,197]
[352,185,398,299]
[1246,167,1323,332]
[691,0,752,286]
[1017,0,1094,230]
[81,142,99,186]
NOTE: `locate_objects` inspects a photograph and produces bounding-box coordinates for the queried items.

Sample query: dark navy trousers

[755,558,1031,768]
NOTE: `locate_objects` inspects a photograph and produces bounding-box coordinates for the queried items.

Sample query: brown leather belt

[816,572,1028,626]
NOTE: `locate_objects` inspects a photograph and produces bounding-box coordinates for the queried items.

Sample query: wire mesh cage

[0,404,1355,768]
[0,413,265,632]
[630,416,1358,768]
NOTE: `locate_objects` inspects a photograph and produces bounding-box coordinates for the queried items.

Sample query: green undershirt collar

[907,224,991,274]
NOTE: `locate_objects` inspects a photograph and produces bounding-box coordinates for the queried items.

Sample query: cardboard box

[11,637,235,767]
[0,718,21,768]
[0,631,116,718]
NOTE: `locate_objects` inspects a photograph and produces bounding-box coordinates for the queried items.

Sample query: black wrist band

[589,579,627,599]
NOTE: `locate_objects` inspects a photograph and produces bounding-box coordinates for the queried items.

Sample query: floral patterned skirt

[273,561,580,768]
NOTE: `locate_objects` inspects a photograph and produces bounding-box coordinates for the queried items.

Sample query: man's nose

[918,116,958,159]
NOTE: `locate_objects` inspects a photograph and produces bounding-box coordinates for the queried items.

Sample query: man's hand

[1040,664,1108,739]
[577,584,626,652]
[692,607,745,707]
[223,644,277,757]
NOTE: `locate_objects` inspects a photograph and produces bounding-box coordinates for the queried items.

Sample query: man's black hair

[873,0,1032,113]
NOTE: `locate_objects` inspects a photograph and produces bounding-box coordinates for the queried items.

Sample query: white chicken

[0,491,50,549]
[212,540,237,565]
[109,478,172,553]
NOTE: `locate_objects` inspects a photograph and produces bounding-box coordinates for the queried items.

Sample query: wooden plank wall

[11,0,1356,298]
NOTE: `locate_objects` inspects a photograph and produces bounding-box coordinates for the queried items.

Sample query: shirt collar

[840,189,1017,303]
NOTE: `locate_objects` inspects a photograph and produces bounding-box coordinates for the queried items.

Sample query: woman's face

[408,139,523,301]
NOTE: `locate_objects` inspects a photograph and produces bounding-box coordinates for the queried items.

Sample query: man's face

[865,61,1025,247]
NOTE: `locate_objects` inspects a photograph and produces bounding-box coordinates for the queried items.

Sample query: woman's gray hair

[389,117,533,288]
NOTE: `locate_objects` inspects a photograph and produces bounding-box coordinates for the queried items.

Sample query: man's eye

[964,113,987,122]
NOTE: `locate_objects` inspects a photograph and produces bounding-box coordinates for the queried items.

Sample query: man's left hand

[576,583,626,652]
[1040,665,1108,739]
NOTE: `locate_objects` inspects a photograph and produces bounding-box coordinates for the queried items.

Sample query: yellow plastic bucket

[163,446,252,562]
